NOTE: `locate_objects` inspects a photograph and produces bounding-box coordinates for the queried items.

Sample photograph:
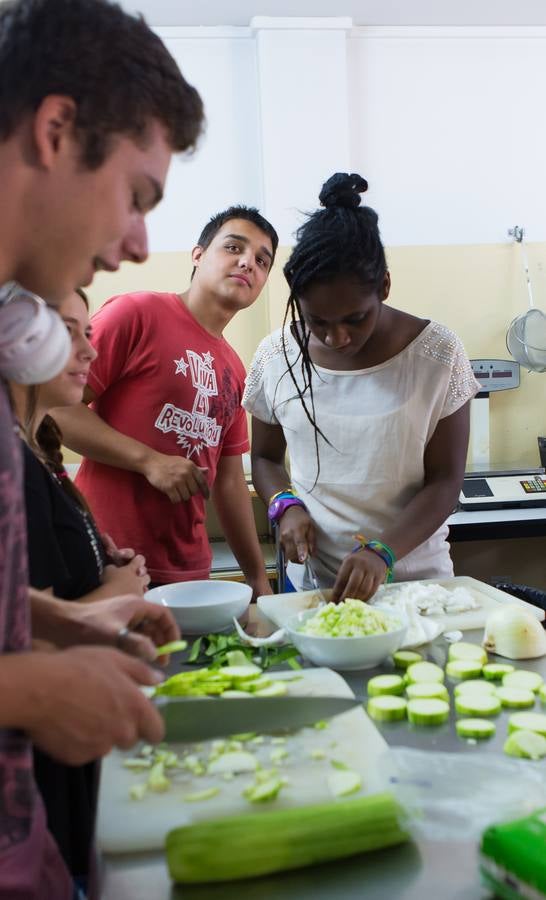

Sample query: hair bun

[319,172,368,210]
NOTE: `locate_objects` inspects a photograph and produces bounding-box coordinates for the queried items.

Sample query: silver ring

[116,626,130,648]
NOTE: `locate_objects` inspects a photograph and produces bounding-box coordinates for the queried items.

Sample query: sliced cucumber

[454,693,501,717]
[367,695,407,722]
[155,639,188,657]
[507,712,546,736]
[454,679,496,697]
[407,698,450,725]
[445,660,483,680]
[183,787,221,802]
[219,664,262,678]
[406,661,445,684]
[243,777,284,803]
[222,690,252,698]
[447,642,487,665]
[540,685,546,705]
[455,718,496,739]
[327,769,362,798]
[502,670,543,694]
[495,687,536,710]
[406,682,449,702]
[482,663,515,681]
[208,751,258,774]
[253,682,289,698]
[504,729,546,760]
[392,650,423,669]
[367,674,405,697]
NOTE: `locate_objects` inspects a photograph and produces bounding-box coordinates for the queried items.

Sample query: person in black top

[9,288,150,890]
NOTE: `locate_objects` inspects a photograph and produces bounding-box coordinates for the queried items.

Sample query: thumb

[197,467,210,499]
[102,533,117,554]
[295,541,308,564]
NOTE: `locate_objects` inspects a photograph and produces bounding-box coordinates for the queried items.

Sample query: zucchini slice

[445,660,483,680]
[454,693,501,717]
[327,770,363,798]
[482,663,515,681]
[454,679,496,696]
[455,718,496,739]
[447,642,487,665]
[367,674,405,697]
[502,670,543,694]
[367,695,407,722]
[405,662,445,684]
[407,698,450,725]
[507,712,546,736]
[495,687,536,710]
[406,682,449,702]
[392,650,423,669]
[504,729,546,760]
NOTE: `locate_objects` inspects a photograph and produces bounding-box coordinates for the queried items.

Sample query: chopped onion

[483,605,546,660]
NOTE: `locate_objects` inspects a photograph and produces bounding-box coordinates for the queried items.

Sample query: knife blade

[156,694,361,743]
[305,557,328,606]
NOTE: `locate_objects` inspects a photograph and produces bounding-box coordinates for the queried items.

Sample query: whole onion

[483,605,546,660]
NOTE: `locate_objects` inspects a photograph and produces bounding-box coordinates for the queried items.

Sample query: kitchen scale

[459,358,546,510]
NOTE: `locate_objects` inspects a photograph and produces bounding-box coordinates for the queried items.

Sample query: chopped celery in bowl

[284,600,407,671]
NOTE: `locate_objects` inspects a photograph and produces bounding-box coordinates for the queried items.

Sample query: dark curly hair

[280,172,388,483]
[0,0,205,167]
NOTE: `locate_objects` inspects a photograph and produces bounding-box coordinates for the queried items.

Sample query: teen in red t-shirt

[57,207,278,596]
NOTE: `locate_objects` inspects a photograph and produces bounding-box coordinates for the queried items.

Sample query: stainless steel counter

[100,625,546,900]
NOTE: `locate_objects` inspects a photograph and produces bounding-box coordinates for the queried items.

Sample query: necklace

[51,470,104,578]
[77,507,104,578]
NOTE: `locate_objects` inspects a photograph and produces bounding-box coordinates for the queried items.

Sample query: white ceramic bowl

[145,580,252,634]
[284,609,407,671]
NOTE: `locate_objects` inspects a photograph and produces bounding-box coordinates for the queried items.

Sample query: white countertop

[448,506,546,526]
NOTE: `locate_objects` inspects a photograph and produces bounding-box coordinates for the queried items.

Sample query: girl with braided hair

[9,288,151,605]
[8,287,150,890]
[243,173,480,602]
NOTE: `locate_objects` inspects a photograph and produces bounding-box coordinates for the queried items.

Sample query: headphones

[0,282,71,384]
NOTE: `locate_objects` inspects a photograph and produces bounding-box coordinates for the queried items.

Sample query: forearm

[380,479,460,561]
[51,403,154,476]
[250,455,291,505]
[30,588,98,647]
[212,478,269,584]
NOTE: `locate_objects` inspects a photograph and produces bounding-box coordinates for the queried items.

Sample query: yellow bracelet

[268,488,297,506]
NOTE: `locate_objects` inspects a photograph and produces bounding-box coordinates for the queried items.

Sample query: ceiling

[119,0,546,27]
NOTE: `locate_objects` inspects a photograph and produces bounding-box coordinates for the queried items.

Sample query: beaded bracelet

[351,534,396,584]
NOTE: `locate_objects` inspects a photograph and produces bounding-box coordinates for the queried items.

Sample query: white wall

[145,29,262,253]
[146,23,546,251]
[348,26,546,246]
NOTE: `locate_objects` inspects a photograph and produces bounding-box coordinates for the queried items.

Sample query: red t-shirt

[76,292,250,583]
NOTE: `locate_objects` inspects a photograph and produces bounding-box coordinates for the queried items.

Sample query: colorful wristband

[268,496,307,524]
[351,534,396,584]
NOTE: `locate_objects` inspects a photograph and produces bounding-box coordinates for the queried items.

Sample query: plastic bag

[378,747,546,842]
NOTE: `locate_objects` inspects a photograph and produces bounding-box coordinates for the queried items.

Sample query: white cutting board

[97,667,389,855]
[258,576,545,634]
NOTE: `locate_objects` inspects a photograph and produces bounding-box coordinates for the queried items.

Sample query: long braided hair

[281,172,388,483]
[23,289,93,515]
